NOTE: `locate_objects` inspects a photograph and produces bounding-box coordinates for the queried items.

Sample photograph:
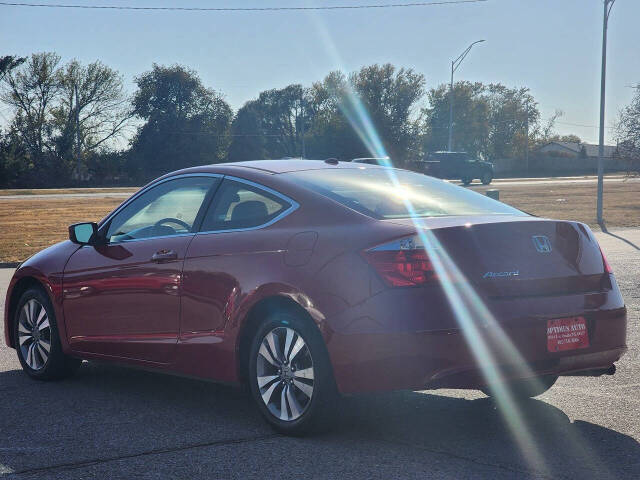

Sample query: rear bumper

[325,286,627,394]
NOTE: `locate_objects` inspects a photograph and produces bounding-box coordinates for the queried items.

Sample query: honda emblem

[532,235,552,253]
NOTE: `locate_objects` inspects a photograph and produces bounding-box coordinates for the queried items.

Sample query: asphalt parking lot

[0,229,638,479]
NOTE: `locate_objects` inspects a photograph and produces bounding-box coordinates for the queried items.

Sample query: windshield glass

[287,168,525,219]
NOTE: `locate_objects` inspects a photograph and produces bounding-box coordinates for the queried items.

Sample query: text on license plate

[547,316,590,352]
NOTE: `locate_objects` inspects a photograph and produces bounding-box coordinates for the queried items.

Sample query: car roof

[205,159,377,174]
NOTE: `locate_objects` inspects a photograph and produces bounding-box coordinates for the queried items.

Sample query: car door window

[105,176,218,243]
[200,179,291,231]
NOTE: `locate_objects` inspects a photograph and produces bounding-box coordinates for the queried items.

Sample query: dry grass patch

[0,187,137,196]
[0,197,123,263]
[1,179,639,262]
[471,179,640,229]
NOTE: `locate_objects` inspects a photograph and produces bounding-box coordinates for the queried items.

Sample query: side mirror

[69,222,99,245]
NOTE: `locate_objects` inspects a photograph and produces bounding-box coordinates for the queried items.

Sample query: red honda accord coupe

[4,160,627,434]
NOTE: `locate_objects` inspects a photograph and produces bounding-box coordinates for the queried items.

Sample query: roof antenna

[325,158,339,165]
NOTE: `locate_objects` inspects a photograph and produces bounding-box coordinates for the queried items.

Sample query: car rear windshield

[287,168,525,219]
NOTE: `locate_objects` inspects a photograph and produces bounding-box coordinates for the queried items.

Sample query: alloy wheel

[17,299,52,371]
[256,326,315,422]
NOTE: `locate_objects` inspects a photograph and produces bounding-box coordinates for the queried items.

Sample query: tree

[485,84,538,160]
[0,55,27,186]
[556,134,582,144]
[0,55,25,82]
[349,64,425,162]
[421,81,539,162]
[228,84,310,161]
[422,81,489,157]
[129,64,233,181]
[304,65,425,163]
[616,84,640,175]
[227,102,264,161]
[229,65,425,163]
[52,60,131,178]
[305,71,364,160]
[1,52,61,163]
[0,128,29,187]
[1,53,130,186]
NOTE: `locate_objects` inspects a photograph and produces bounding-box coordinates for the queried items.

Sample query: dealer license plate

[547,316,590,352]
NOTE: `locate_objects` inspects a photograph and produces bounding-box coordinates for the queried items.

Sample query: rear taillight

[600,247,613,274]
[363,235,438,287]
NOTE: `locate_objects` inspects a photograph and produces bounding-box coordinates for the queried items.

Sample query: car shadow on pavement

[0,362,639,479]
[333,390,640,479]
[600,222,640,250]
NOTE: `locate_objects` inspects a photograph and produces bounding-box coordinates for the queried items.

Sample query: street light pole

[448,62,454,152]
[448,39,484,152]
[597,0,615,225]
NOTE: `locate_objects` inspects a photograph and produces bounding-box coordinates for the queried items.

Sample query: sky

[0,0,638,145]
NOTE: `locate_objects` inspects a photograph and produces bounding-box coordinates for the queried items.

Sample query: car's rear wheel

[481,171,493,185]
[248,310,335,435]
[461,175,472,185]
[14,287,81,380]
[482,375,558,399]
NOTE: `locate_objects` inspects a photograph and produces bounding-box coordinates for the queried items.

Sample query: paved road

[0,175,634,200]
[478,175,636,187]
[0,230,638,479]
[0,192,133,200]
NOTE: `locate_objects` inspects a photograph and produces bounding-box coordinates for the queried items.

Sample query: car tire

[14,287,81,381]
[461,176,472,186]
[481,375,558,399]
[481,171,493,185]
[248,309,336,436]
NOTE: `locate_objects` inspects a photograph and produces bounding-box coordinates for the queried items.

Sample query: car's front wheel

[248,310,335,435]
[481,171,493,185]
[461,175,472,185]
[14,287,81,380]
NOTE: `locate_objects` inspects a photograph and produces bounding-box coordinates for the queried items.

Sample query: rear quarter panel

[176,188,411,383]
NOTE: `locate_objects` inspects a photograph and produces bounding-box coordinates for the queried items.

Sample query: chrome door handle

[151,249,178,263]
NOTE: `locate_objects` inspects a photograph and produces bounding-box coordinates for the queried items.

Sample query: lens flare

[311,15,611,477]
[376,165,550,473]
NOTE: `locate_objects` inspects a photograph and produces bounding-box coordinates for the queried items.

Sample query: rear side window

[287,168,525,219]
[200,179,291,231]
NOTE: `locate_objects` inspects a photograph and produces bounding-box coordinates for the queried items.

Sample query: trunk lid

[386,215,608,298]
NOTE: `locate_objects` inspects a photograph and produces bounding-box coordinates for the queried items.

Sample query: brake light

[364,236,438,287]
[600,247,613,274]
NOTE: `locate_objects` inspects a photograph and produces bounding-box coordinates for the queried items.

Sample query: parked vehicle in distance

[4,160,626,435]
[415,151,494,185]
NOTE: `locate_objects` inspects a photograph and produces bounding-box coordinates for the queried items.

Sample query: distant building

[535,141,618,159]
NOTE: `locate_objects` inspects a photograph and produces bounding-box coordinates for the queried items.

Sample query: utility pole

[448,39,485,152]
[525,101,529,175]
[74,84,81,181]
[300,94,306,159]
[448,63,454,152]
[597,0,615,225]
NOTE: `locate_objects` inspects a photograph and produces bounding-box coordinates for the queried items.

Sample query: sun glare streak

[310,25,548,468]
[310,13,612,478]
[379,168,550,474]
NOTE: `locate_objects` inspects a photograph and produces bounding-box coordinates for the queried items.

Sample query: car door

[63,175,220,364]
[176,178,296,380]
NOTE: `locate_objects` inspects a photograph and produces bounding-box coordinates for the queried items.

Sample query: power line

[556,120,615,130]
[0,0,487,12]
